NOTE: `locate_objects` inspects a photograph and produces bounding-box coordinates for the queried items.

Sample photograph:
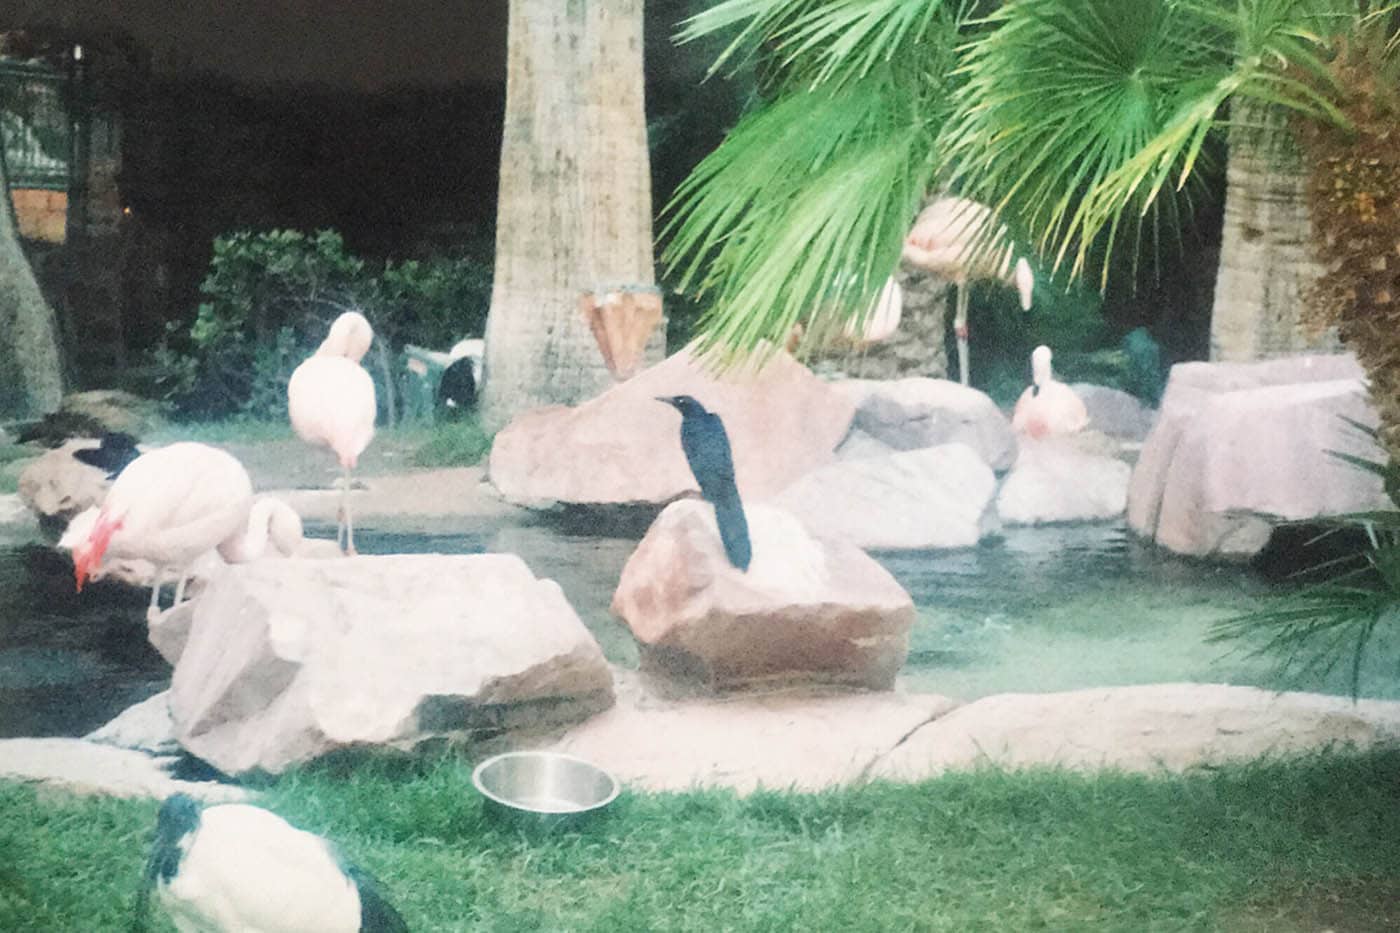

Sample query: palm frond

[939,0,1232,282]
[680,0,962,88]
[663,81,930,365]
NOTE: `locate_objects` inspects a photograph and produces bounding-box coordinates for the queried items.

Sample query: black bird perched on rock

[72,431,141,479]
[132,793,409,933]
[657,394,751,571]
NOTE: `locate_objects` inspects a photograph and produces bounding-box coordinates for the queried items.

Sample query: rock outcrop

[17,438,112,532]
[775,443,998,549]
[1127,355,1389,558]
[612,500,914,691]
[997,436,1133,525]
[488,346,855,509]
[833,377,1017,471]
[169,553,614,775]
[870,684,1400,780]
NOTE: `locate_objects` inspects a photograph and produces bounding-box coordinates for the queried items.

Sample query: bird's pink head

[72,511,122,592]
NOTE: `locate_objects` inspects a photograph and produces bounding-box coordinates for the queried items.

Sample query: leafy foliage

[151,229,491,420]
[666,0,1397,363]
[1212,422,1400,698]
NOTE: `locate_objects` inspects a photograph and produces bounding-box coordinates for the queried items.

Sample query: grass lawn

[2,750,1399,932]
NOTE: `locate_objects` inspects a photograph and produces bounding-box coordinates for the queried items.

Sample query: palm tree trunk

[0,148,64,419]
[1208,97,1338,361]
[480,0,663,432]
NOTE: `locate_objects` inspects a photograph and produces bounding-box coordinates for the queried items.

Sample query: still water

[2,506,1396,739]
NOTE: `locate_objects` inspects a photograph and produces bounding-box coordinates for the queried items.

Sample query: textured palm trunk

[480,0,663,432]
[0,153,64,418]
[1208,97,1338,361]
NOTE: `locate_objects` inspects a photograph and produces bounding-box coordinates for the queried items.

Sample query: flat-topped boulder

[169,553,614,776]
[488,345,855,509]
[775,443,998,549]
[1128,354,1389,558]
[612,500,914,692]
[997,435,1132,525]
[832,377,1017,471]
[870,684,1400,780]
[546,673,957,793]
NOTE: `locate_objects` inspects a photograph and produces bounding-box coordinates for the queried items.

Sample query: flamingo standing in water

[69,442,255,620]
[287,312,376,555]
[901,196,1035,386]
[1012,345,1089,438]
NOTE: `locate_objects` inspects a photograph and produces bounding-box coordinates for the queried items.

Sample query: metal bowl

[472,751,620,828]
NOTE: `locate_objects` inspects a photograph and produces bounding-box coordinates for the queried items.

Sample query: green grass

[4,751,1399,931]
[409,416,493,469]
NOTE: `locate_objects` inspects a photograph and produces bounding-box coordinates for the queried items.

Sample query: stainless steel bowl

[472,751,620,828]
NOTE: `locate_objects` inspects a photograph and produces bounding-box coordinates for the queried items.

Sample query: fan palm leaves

[663,0,1398,361]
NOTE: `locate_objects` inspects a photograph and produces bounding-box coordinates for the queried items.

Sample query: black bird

[436,356,478,415]
[131,792,409,932]
[72,431,141,479]
[657,395,752,571]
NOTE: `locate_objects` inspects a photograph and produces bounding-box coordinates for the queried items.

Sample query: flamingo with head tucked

[287,311,376,555]
[69,442,255,620]
[1012,345,1089,439]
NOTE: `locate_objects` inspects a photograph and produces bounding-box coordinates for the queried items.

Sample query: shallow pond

[2,508,1397,740]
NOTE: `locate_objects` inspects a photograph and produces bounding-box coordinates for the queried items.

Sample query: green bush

[151,229,491,421]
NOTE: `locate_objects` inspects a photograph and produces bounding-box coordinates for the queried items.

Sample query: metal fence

[0,59,70,190]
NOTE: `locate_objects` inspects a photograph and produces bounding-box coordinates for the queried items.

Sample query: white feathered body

[91,443,254,573]
[158,804,362,933]
[1012,346,1089,438]
[287,355,376,470]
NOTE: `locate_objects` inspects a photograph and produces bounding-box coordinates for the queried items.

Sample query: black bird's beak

[655,396,680,409]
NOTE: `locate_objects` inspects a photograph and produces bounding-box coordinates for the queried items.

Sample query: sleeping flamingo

[901,196,1034,386]
[287,311,376,555]
[1012,345,1089,438]
[69,442,255,621]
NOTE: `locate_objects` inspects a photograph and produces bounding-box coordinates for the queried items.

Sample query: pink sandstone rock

[488,345,856,508]
[612,500,914,692]
[1127,354,1389,558]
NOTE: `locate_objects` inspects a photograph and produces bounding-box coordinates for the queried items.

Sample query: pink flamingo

[287,312,376,555]
[70,442,255,621]
[901,196,1034,386]
[1012,345,1089,438]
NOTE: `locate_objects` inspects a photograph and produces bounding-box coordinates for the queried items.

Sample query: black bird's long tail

[711,490,752,571]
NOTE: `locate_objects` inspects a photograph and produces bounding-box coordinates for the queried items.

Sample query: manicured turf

[3,750,1399,931]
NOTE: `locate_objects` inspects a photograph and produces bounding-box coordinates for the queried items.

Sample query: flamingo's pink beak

[73,513,121,592]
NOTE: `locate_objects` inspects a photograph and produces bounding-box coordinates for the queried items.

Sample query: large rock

[775,444,998,549]
[545,672,957,793]
[612,500,914,692]
[169,554,614,775]
[1127,355,1389,558]
[996,436,1133,525]
[17,438,112,532]
[1068,383,1157,442]
[832,377,1017,471]
[870,684,1400,780]
[488,346,855,509]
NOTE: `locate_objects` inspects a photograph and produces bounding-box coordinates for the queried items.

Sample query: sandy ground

[200,436,522,524]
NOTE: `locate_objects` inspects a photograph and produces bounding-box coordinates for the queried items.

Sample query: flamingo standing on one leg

[1012,345,1090,438]
[69,442,255,621]
[287,311,377,555]
[901,195,1035,386]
